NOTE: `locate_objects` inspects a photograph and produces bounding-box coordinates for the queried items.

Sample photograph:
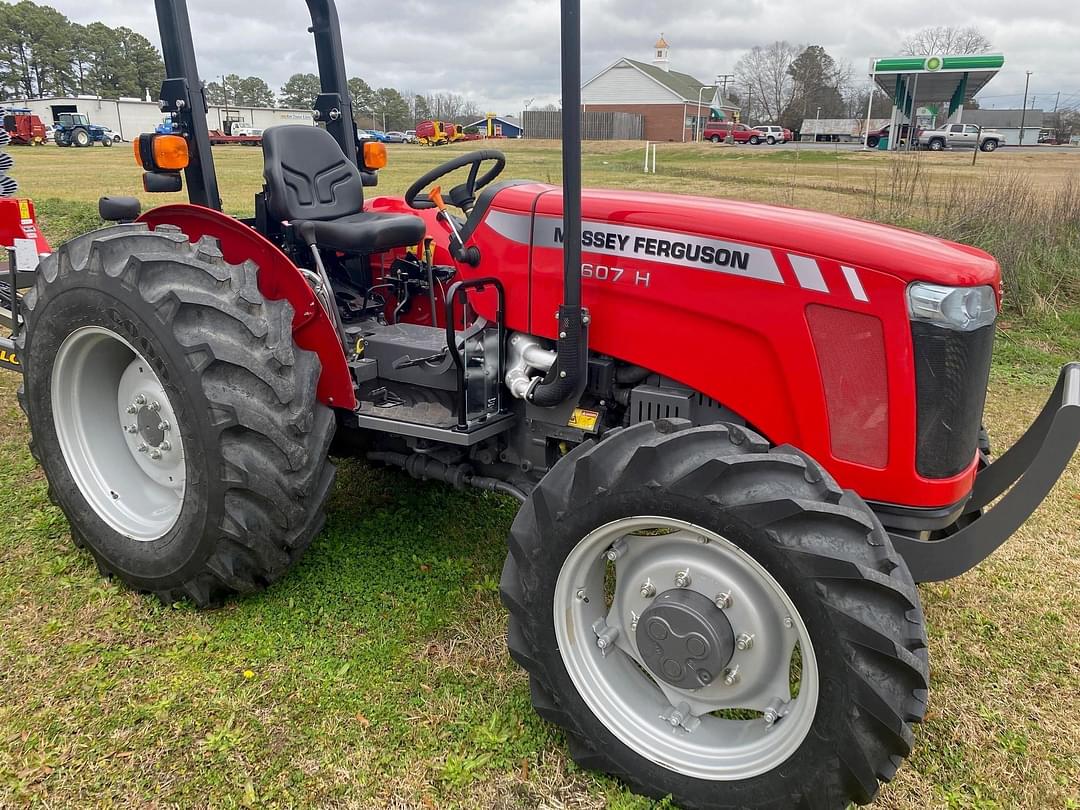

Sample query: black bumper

[892,363,1080,582]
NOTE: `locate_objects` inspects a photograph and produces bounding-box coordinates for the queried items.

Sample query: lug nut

[160,441,172,452]
[674,568,691,588]
[736,633,755,651]
[639,579,656,599]
[149,449,162,460]
[764,708,778,725]
[158,421,170,432]
[723,665,740,686]
[575,588,586,601]
[148,401,161,412]
[134,394,146,406]
[137,444,148,453]
[783,616,793,628]
[125,425,138,434]
[714,591,732,610]
[126,405,138,414]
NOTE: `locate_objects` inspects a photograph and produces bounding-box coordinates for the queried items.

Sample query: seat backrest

[262,125,363,223]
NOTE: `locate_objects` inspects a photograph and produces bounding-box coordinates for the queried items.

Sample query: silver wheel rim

[51,326,186,541]
[554,516,818,780]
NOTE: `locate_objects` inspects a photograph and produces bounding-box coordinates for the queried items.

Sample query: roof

[964,109,1045,128]
[465,115,523,129]
[871,54,1005,107]
[622,58,711,103]
[655,35,669,49]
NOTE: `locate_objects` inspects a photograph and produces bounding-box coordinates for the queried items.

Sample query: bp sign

[925,56,942,71]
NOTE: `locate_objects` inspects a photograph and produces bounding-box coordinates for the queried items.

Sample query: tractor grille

[912,322,994,478]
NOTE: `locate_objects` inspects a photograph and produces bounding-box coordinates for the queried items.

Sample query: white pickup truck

[918,123,1004,152]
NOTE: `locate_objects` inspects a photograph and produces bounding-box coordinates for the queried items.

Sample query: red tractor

[1,1,1077,808]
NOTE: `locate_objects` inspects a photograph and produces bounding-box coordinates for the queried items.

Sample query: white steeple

[653,34,670,72]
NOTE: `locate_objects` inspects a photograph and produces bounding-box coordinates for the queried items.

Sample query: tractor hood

[478,183,1001,291]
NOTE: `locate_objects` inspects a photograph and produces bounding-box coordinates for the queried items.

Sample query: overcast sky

[48,0,1080,114]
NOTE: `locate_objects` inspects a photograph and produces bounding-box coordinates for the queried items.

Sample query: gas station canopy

[871,54,1005,120]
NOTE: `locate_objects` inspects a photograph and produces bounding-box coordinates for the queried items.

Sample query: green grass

[1,142,1078,809]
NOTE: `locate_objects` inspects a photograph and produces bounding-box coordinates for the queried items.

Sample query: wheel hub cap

[636,589,734,689]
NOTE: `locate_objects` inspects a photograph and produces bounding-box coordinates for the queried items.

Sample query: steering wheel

[405,150,506,211]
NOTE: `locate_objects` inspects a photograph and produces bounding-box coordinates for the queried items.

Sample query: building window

[657,50,664,58]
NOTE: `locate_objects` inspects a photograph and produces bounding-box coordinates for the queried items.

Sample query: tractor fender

[137,204,355,409]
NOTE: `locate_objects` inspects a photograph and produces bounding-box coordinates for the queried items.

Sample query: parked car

[917,123,1004,152]
[753,125,792,144]
[383,131,407,143]
[404,129,417,143]
[865,123,919,148]
[356,128,376,141]
[702,121,761,144]
[364,130,391,143]
[99,127,123,144]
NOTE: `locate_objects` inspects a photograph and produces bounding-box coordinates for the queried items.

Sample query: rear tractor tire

[73,128,91,147]
[17,225,336,607]
[501,420,929,809]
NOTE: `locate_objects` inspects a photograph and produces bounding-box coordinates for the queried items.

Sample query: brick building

[581,36,734,142]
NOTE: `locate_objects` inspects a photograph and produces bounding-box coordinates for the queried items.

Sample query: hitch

[892,363,1080,582]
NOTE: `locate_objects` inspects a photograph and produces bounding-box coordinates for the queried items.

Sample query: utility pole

[1019,70,1032,146]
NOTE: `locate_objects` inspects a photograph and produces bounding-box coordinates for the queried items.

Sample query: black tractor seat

[263,125,425,254]
[294,212,425,253]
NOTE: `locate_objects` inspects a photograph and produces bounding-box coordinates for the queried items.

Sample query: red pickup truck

[702,121,761,144]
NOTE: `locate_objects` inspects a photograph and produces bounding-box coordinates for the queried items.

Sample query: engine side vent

[630,385,692,424]
[629,386,746,427]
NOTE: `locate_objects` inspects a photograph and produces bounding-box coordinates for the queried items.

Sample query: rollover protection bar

[892,362,1080,582]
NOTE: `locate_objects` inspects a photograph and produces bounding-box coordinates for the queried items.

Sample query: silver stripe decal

[482,210,783,284]
[483,210,534,245]
[788,254,829,293]
[842,265,869,302]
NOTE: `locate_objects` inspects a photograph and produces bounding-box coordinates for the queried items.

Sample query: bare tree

[901,26,992,55]
[734,41,802,124]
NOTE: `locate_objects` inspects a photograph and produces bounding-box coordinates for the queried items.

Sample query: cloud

[47,0,1079,113]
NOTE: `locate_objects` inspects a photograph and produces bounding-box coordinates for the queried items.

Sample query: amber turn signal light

[134,133,190,172]
[362,140,388,170]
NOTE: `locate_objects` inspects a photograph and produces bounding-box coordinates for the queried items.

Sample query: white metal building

[9,96,315,141]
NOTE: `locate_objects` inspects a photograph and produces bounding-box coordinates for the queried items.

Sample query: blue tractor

[53,113,116,148]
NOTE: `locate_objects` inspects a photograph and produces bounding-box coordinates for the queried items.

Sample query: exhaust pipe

[529,0,588,407]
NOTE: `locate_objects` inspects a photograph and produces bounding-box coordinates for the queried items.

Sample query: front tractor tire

[17,225,336,607]
[501,420,929,809]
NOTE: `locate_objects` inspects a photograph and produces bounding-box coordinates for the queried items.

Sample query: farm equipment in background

[2,109,49,146]
[207,120,263,145]
[53,113,115,147]
[2,0,1078,808]
[416,119,465,146]
[0,127,50,372]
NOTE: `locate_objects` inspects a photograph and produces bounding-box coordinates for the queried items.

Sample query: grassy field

[1,141,1078,809]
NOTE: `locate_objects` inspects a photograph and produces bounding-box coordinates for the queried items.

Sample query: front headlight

[907,283,997,332]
